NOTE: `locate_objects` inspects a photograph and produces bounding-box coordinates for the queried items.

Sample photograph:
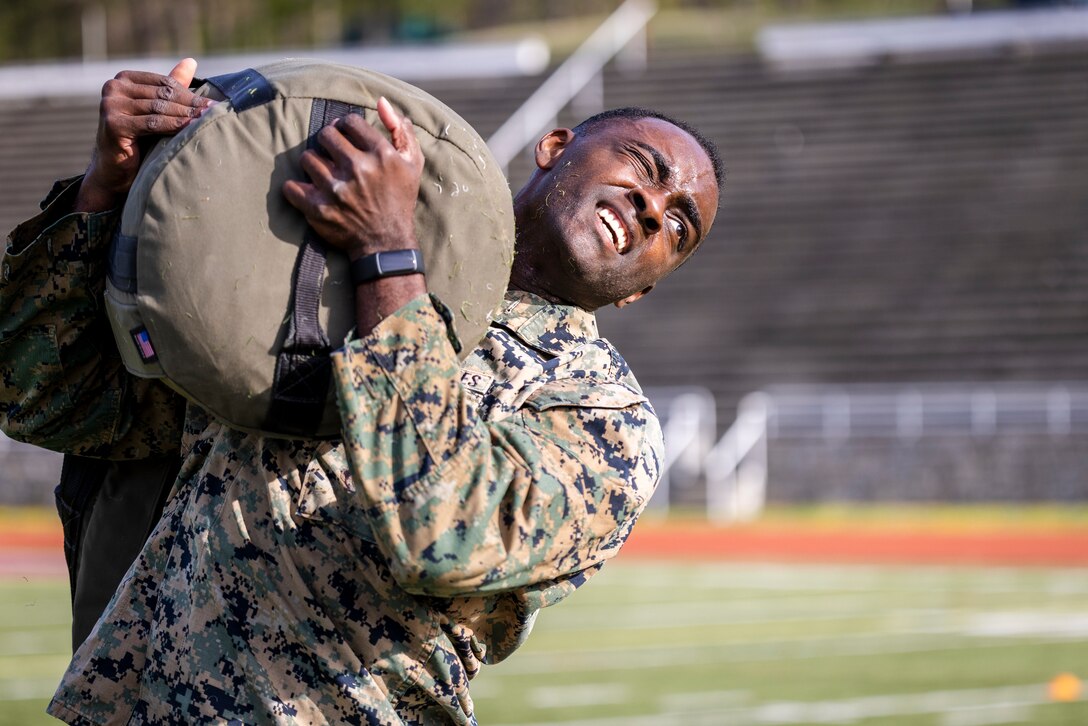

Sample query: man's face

[514,117,718,310]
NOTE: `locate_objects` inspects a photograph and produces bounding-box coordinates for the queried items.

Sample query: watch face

[377,249,421,275]
[351,249,424,284]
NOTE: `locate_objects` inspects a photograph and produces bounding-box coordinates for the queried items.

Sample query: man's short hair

[572,107,725,200]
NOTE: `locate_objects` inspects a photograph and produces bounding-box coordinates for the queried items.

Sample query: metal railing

[705,393,770,523]
[486,0,656,173]
[764,383,1088,441]
[700,383,1088,521]
[645,387,717,512]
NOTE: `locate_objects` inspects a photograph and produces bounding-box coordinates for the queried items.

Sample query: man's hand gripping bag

[104,60,515,438]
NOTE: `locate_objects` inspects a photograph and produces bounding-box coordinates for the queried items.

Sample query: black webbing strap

[265,229,332,435]
[107,232,139,293]
[264,98,365,436]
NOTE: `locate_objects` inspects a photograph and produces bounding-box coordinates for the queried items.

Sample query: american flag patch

[130,326,158,364]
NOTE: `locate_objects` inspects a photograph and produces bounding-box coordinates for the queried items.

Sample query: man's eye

[638,154,656,181]
[625,148,655,181]
[672,218,688,249]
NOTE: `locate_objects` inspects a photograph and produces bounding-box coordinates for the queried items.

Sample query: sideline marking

[966,612,1088,639]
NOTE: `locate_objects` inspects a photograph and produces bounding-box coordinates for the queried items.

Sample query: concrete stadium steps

[593,47,1088,426]
[2,45,1085,440]
[418,72,541,137]
[0,98,100,229]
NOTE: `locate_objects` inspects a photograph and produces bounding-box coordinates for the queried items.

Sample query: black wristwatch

[350,249,425,285]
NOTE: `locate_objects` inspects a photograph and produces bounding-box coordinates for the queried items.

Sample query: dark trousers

[55,455,180,649]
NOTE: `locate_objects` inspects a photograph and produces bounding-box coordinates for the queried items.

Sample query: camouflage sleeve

[0,178,186,458]
[332,295,662,598]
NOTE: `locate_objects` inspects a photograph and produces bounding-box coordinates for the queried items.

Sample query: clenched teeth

[598,207,628,252]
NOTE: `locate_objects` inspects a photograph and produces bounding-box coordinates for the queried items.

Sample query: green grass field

[0,578,70,726]
[2,561,1085,725]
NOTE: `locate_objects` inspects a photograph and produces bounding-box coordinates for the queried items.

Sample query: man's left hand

[283,97,424,260]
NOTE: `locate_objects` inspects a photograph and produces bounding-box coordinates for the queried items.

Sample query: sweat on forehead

[572,107,724,197]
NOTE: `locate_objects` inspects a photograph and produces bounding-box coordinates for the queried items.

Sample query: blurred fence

[647,383,1088,520]
[2,383,1086,510]
[0,431,61,506]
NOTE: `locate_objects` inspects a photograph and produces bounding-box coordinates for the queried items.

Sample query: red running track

[623,524,1088,566]
[4,521,1088,574]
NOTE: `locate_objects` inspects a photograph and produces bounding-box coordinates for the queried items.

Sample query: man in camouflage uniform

[1,59,722,723]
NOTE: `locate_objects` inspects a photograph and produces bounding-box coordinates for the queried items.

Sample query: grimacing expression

[517,117,718,310]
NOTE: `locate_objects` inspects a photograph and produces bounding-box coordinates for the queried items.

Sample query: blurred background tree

[0,0,1026,64]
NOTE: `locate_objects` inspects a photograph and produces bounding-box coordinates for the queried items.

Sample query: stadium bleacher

[0,60,544,237]
[2,29,1086,503]
[588,47,1088,424]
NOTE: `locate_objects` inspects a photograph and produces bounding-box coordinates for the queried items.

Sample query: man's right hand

[75,58,214,213]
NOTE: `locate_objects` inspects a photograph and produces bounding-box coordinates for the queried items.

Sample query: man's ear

[614,284,655,308]
[535,128,575,170]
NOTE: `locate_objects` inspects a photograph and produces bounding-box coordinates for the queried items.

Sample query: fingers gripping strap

[308,99,366,140]
[264,98,364,437]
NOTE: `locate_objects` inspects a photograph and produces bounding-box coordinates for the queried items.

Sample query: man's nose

[628,187,666,235]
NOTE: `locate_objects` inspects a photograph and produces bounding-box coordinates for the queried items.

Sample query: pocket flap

[524,380,647,411]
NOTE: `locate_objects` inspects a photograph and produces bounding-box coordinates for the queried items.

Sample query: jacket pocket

[0,324,74,436]
[522,379,647,412]
[294,455,377,544]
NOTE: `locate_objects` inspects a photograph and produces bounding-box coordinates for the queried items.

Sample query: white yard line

[557,587,888,609]
[594,563,898,592]
[539,597,883,631]
[596,563,1088,594]
[490,683,1054,726]
[488,629,1086,676]
[940,703,1034,726]
[0,629,67,656]
[725,685,1046,725]
[658,689,749,711]
[965,611,1088,638]
[0,677,59,701]
[528,684,630,709]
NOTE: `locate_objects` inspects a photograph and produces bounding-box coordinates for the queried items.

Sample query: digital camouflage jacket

[1,180,663,725]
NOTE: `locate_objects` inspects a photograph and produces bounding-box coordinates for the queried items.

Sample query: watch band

[350,249,425,285]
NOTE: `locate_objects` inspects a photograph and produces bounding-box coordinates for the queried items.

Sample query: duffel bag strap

[264,97,365,437]
[199,71,364,437]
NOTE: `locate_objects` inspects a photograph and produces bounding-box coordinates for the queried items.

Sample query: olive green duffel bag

[105,59,514,439]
